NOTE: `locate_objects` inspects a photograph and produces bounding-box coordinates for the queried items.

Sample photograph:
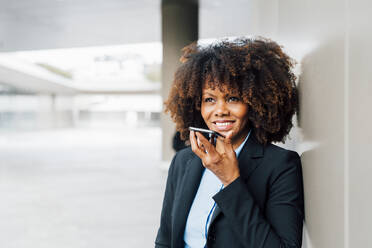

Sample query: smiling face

[201,84,250,149]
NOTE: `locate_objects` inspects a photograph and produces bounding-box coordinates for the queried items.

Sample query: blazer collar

[238,132,264,159]
[209,134,264,225]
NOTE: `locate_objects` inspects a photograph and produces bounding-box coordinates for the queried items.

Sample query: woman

[155,37,304,248]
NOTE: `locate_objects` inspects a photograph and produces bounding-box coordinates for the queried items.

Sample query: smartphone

[189,127,224,146]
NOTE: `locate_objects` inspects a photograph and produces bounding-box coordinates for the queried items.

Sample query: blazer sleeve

[212,151,304,248]
[155,154,177,248]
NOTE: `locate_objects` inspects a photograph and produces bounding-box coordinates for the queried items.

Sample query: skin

[190,85,250,186]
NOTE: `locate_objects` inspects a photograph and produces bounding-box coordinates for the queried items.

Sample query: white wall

[247,0,371,247]
[348,1,372,247]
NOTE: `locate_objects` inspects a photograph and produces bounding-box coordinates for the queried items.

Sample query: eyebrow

[202,92,239,98]
[202,92,216,97]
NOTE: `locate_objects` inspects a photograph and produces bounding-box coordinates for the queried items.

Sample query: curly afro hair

[164,37,298,145]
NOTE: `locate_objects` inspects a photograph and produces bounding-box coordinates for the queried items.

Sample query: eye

[203,97,215,103]
[228,96,240,102]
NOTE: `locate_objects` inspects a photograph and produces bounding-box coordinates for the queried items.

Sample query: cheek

[200,104,212,120]
[241,108,250,127]
[232,105,249,120]
[234,107,249,129]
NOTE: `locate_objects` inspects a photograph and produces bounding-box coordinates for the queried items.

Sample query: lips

[212,120,235,131]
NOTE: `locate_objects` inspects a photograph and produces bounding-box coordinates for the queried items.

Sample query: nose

[214,101,229,116]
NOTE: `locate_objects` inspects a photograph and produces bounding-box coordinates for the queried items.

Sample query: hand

[189,130,240,186]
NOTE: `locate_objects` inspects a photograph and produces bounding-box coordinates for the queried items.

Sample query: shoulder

[172,146,195,166]
[262,143,302,174]
[264,143,300,161]
[168,146,196,175]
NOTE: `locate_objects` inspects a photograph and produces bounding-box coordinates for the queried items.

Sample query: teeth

[215,122,232,126]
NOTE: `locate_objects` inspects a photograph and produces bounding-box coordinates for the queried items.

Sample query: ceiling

[0,0,253,52]
[0,0,253,94]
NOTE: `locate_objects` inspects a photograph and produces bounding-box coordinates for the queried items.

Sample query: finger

[195,132,218,156]
[189,130,206,158]
[223,131,233,145]
[191,131,204,150]
[223,131,236,156]
[189,130,201,150]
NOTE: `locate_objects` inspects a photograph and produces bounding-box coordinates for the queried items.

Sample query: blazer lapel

[209,134,264,225]
[237,134,264,179]
[172,155,204,247]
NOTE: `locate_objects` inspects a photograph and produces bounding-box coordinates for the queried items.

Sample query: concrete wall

[348,1,372,247]
[243,0,371,247]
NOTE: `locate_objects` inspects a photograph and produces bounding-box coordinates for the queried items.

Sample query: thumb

[223,131,235,155]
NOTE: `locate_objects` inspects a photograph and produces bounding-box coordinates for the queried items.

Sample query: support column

[51,93,57,128]
[161,0,198,163]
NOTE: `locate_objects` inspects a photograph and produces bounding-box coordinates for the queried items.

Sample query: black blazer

[155,135,304,248]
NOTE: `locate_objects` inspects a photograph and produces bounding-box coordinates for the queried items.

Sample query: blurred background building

[0,0,371,247]
[0,44,162,130]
